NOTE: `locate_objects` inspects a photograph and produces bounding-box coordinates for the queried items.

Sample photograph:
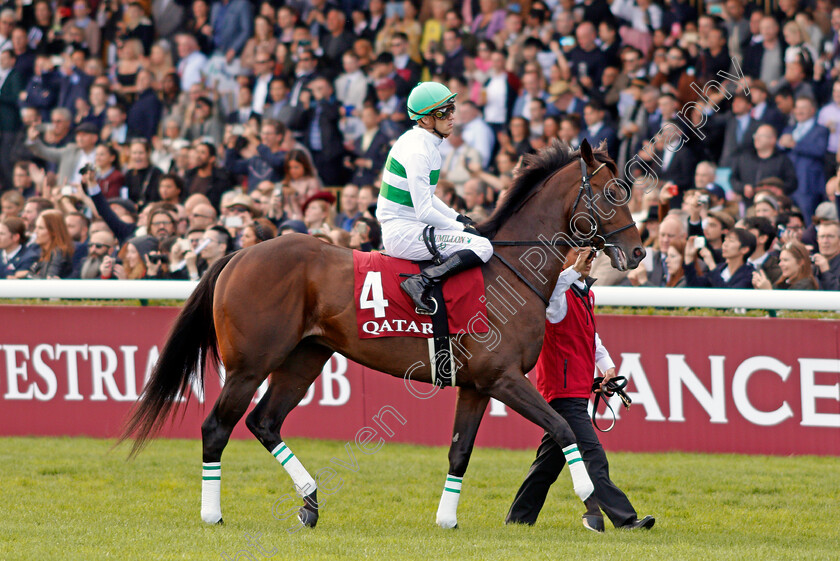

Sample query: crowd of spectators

[0,0,838,292]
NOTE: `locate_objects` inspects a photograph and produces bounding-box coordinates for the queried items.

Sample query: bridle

[489,158,636,307]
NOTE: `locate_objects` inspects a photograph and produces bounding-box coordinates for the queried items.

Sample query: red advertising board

[0,306,838,455]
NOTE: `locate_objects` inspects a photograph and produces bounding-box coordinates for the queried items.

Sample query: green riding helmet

[407,82,457,120]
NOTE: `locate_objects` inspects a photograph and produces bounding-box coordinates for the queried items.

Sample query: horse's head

[478,139,644,273]
[574,140,644,271]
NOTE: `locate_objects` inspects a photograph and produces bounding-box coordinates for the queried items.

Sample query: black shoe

[582,514,605,533]
[400,275,437,315]
[400,250,484,315]
[620,515,655,530]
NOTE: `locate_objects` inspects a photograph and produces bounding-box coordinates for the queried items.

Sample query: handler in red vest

[505,247,655,532]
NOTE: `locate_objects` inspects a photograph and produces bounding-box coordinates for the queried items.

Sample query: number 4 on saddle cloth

[353,251,489,386]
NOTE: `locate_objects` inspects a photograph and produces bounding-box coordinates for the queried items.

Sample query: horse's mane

[477,140,616,239]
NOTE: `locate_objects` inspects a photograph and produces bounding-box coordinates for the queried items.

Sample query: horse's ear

[579,139,594,166]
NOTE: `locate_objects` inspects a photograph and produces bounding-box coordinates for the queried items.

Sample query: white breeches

[381,219,494,263]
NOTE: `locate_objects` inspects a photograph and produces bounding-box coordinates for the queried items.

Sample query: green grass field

[2,437,838,561]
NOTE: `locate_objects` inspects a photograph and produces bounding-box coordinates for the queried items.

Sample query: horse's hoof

[201,511,223,525]
[436,518,458,529]
[298,507,318,528]
[298,490,318,528]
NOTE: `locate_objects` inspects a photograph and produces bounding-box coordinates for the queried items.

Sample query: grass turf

[1,436,838,561]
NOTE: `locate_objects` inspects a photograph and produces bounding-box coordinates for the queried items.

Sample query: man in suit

[513,71,559,120]
[640,120,696,205]
[624,214,686,287]
[126,70,163,141]
[579,100,618,160]
[348,105,389,187]
[56,52,92,116]
[0,48,23,189]
[427,29,465,81]
[250,53,275,116]
[389,32,421,86]
[370,52,411,100]
[749,80,786,134]
[719,92,760,168]
[743,16,785,88]
[779,97,830,223]
[152,0,185,40]
[302,76,346,186]
[334,51,369,112]
[209,0,252,62]
[288,49,319,108]
[25,121,99,186]
[320,7,356,81]
[730,124,798,200]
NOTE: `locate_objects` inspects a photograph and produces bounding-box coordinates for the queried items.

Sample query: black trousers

[506,397,637,527]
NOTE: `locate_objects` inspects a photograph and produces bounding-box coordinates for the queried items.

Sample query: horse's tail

[119,252,237,457]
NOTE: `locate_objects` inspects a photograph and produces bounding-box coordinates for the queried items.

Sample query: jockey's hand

[463,224,481,236]
[457,214,476,226]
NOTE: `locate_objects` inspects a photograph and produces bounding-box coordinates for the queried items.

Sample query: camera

[148,252,169,265]
[777,225,786,237]
[79,163,95,176]
[697,194,710,206]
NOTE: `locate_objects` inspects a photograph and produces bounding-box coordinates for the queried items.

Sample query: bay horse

[120,139,644,529]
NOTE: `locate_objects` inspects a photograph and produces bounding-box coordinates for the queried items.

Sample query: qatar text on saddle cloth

[353,250,488,339]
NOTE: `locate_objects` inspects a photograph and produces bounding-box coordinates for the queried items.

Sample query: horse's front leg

[436,386,490,529]
[489,371,594,503]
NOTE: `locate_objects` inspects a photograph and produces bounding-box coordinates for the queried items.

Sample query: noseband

[489,158,636,306]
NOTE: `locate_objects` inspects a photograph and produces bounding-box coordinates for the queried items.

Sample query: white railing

[0,280,197,300]
[1,280,840,311]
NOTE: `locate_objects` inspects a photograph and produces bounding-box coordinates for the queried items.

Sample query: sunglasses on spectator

[90,243,112,249]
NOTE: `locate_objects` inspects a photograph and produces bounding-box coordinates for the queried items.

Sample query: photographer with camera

[78,166,137,244]
[223,119,287,192]
[684,228,757,288]
[506,247,655,532]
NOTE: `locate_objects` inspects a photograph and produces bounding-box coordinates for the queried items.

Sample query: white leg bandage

[272,442,317,497]
[435,474,462,529]
[563,444,594,501]
[201,462,222,524]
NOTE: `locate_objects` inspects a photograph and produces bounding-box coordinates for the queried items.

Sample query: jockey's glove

[457,214,476,226]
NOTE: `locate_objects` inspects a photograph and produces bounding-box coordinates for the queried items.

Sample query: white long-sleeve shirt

[546,267,615,374]
[376,126,464,230]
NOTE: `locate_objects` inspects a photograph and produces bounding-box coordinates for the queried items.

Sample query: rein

[489,159,635,307]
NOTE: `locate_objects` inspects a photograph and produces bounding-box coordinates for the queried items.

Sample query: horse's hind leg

[489,372,594,503]
[245,340,334,529]
[435,386,489,529]
[201,369,267,524]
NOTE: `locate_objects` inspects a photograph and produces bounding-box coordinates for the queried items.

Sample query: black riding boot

[400,249,484,315]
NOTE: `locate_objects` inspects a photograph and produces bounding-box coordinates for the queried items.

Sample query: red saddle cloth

[353,251,488,339]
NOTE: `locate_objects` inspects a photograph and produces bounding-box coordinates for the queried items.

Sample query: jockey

[376,82,493,314]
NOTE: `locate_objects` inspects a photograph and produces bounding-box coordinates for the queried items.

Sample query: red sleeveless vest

[534,286,596,401]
